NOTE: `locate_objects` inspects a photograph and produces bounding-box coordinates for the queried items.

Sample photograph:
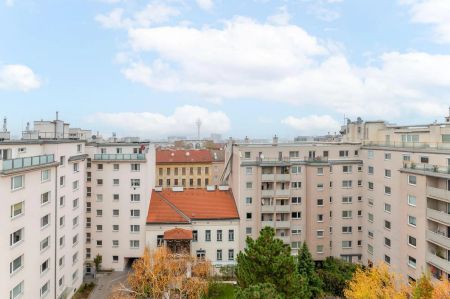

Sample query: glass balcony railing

[93,154,145,160]
[1,154,55,171]
[403,162,450,175]
[363,141,450,150]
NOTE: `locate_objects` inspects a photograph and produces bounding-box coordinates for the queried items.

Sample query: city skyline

[2,0,450,138]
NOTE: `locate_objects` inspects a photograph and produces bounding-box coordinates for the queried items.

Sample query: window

[342,196,352,204]
[385,255,391,264]
[317,183,324,190]
[217,250,222,261]
[244,151,251,158]
[342,180,352,188]
[384,220,391,230]
[229,229,235,241]
[113,225,119,231]
[408,235,417,247]
[291,197,301,204]
[96,209,103,217]
[316,245,324,253]
[343,165,352,173]
[317,214,324,222]
[246,167,252,175]
[291,165,301,173]
[292,229,301,235]
[368,213,374,222]
[408,256,417,268]
[97,179,103,185]
[246,182,252,189]
[408,175,417,185]
[10,281,24,299]
[246,227,252,234]
[72,216,79,227]
[77,144,82,152]
[342,241,352,248]
[217,230,223,242]
[73,198,79,209]
[358,226,362,232]
[317,199,324,206]
[292,212,301,219]
[192,230,198,242]
[368,150,374,159]
[342,210,352,219]
[131,179,140,187]
[41,169,50,182]
[317,167,324,175]
[131,194,141,202]
[11,175,24,190]
[384,153,391,160]
[41,214,50,228]
[317,230,324,238]
[403,155,411,161]
[59,196,65,206]
[408,215,417,226]
[40,281,50,297]
[368,182,374,190]
[384,186,391,195]
[112,255,119,263]
[205,230,211,241]
[60,236,65,247]
[59,276,64,287]
[402,134,419,142]
[342,226,352,234]
[10,254,23,274]
[113,209,119,216]
[339,150,349,157]
[228,249,234,261]
[289,151,299,158]
[368,244,374,255]
[385,169,391,178]
[384,203,391,213]
[384,237,391,247]
[131,163,140,171]
[41,191,51,205]
[130,209,140,217]
[291,181,301,188]
[130,240,140,248]
[72,270,79,282]
[408,195,417,206]
[130,225,140,233]
[420,156,429,163]
[11,201,24,218]
[41,259,50,273]
[113,179,119,186]
[113,194,119,201]
[73,234,79,245]
[368,230,374,238]
[245,212,252,220]
[72,252,79,264]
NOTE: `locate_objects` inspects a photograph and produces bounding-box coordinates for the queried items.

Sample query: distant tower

[196,118,202,140]
[2,117,7,132]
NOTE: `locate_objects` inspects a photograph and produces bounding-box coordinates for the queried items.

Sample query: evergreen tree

[236,227,307,298]
[297,242,323,298]
[235,283,283,299]
[316,256,358,297]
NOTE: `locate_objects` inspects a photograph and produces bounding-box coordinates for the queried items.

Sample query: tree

[316,257,358,297]
[93,254,102,272]
[236,227,307,298]
[432,279,450,299]
[412,273,434,299]
[344,263,408,299]
[297,242,323,298]
[111,246,211,298]
[235,283,283,299]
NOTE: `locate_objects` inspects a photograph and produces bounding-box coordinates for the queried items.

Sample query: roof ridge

[155,192,191,223]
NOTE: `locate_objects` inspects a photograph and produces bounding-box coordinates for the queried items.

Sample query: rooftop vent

[206,185,216,191]
[155,186,163,192]
[172,186,184,192]
[218,185,229,191]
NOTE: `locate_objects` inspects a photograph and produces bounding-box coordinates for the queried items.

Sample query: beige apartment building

[223,111,450,283]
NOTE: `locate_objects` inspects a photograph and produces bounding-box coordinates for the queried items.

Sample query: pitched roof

[146,188,239,224]
[156,149,212,164]
[164,228,193,240]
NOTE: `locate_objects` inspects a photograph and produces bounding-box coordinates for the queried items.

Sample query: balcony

[427,230,450,249]
[275,220,291,228]
[93,154,145,161]
[276,174,291,181]
[363,141,450,150]
[276,205,291,212]
[277,236,290,244]
[261,174,275,181]
[261,189,274,197]
[261,221,275,228]
[426,252,450,273]
[402,163,450,177]
[0,154,56,173]
[261,205,275,212]
[427,186,450,203]
[275,189,290,197]
[427,208,450,225]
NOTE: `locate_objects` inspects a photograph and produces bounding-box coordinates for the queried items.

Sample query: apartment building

[145,187,240,268]
[0,140,87,299]
[85,142,155,272]
[223,111,450,283]
[155,149,215,188]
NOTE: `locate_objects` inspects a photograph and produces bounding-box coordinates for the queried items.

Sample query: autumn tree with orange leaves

[110,246,212,299]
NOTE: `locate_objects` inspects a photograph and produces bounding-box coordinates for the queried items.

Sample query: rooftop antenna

[196,118,202,140]
[26,122,30,131]
[3,117,7,132]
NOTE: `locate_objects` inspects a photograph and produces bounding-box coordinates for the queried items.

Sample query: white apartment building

[223,110,450,283]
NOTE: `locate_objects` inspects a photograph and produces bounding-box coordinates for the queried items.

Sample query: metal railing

[93,154,145,160]
[1,154,55,171]
[363,141,450,150]
[403,162,450,175]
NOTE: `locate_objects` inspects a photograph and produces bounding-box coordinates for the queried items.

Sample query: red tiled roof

[146,188,239,224]
[164,228,193,240]
[156,149,212,164]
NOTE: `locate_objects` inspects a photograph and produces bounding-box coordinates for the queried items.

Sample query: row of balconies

[426,251,450,275]
[261,189,291,197]
[261,205,291,212]
[261,174,291,182]
[427,208,450,226]
[427,186,450,203]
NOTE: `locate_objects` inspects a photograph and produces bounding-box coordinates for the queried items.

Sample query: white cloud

[402,0,450,43]
[0,64,41,91]
[95,2,180,29]
[87,105,230,137]
[196,0,213,11]
[268,6,291,25]
[282,115,341,135]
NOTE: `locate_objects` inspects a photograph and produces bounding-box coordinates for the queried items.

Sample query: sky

[1,0,450,140]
